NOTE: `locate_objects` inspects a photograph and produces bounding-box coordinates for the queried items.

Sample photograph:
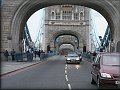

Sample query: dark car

[66,52,81,64]
[91,52,120,89]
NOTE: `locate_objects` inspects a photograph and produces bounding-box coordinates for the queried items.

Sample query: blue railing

[1,51,56,62]
[98,25,111,51]
[24,24,32,45]
[14,52,56,62]
[81,52,93,62]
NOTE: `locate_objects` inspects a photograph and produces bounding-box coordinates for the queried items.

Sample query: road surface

[1,55,97,89]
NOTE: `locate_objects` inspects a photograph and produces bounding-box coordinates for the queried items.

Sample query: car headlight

[67,58,70,60]
[76,57,79,60]
[101,73,111,78]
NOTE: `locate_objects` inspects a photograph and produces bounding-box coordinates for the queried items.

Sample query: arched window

[51,11,55,20]
[80,11,84,20]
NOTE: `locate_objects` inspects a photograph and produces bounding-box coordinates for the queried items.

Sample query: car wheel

[97,78,102,89]
[91,77,96,84]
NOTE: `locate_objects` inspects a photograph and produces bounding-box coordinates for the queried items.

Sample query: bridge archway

[58,42,75,49]
[59,44,74,55]
[52,30,83,53]
[58,42,75,54]
[9,0,119,52]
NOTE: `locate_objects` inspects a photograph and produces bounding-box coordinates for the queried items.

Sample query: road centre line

[65,66,67,70]
[65,70,67,74]
[68,83,72,90]
[66,64,67,67]
[65,64,72,90]
[65,75,69,81]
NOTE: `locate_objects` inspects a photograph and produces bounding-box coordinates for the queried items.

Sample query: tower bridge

[1,0,120,54]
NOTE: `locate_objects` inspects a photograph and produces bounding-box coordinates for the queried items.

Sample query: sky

[27,8,108,43]
[27,9,45,43]
[90,9,108,37]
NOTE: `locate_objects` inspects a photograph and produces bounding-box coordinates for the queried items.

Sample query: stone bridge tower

[1,0,120,53]
[44,5,90,53]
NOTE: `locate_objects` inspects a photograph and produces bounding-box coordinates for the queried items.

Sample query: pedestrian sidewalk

[1,57,44,76]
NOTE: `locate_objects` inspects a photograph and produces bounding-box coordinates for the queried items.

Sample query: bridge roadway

[1,55,97,89]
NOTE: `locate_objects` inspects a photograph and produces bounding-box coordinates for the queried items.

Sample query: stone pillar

[72,11,74,20]
[60,10,62,20]
[116,41,120,52]
[50,40,54,52]
[111,0,120,52]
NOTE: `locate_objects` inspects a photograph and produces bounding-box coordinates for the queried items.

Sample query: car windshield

[68,54,78,57]
[102,55,120,66]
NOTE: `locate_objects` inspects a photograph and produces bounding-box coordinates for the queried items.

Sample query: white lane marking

[65,70,67,74]
[65,66,67,70]
[66,64,67,67]
[68,84,72,90]
[65,64,72,90]
[65,75,69,81]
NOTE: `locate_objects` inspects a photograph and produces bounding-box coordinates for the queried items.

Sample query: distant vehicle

[91,52,120,89]
[77,53,82,62]
[66,52,81,64]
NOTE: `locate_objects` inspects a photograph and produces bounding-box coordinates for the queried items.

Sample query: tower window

[56,12,60,20]
[62,11,72,20]
[80,11,84,20]
[51,11,55,20]
[74,13,79,20]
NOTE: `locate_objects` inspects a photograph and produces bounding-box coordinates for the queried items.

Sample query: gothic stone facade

[44,5,90,53]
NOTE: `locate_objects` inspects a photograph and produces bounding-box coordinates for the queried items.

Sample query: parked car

[65,52,81,64]
[91,52,120,89]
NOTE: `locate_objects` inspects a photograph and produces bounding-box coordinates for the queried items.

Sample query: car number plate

[115,81,120,84]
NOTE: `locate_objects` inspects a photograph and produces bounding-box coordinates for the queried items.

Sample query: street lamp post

[110,40,115,52]
[75,40,77,51]
[108,39,115,52]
